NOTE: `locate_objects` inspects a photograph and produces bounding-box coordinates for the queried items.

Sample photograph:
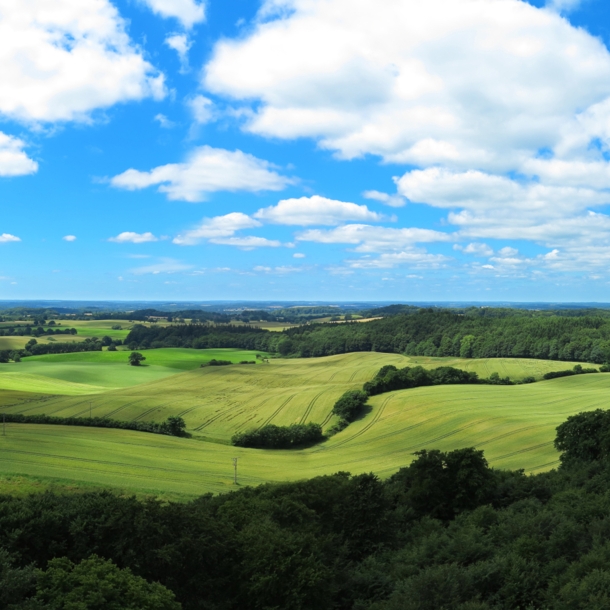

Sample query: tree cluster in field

[231,423,324,449]
[5,411,610,609]
[363,364,480,396]
[22,339,104,357]
[0,414,189,438]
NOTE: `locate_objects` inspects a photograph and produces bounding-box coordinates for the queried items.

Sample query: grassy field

[1,373,609,497]
[0,349,267,396]
[0,350,603,497]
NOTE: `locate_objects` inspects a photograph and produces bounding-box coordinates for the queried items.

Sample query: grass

[0,351,602,498]
[0,349,267,396]
[1,373,607,497]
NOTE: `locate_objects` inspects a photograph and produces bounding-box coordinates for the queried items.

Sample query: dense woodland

[125,308,610,363]
[3,410,610,609]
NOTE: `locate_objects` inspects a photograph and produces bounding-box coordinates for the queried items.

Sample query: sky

[2,0,610,302]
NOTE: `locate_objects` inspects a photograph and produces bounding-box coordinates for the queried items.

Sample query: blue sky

[2,0,610,301]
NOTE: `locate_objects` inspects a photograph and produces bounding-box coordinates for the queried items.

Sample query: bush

[201,359,233,367]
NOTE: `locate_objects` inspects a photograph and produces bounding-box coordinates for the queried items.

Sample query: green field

[0,350,603,497]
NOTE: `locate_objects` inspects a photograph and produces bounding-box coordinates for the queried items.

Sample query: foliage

[35,555,181,610]
[232,422,324,449]
[128,351,146,366]
[332,390,369,421]
[364,365,479,396]
[555,409,610,464]
[0,414,189,438]
[5,417,610,609]
[200,359,232,367]
[544,364,599,380]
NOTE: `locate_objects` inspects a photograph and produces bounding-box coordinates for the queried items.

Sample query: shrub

[232,423,324,449]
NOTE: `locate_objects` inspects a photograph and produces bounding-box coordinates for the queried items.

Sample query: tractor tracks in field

[315,394,392,452]
[299,392,325,425]
[258,394,296,429]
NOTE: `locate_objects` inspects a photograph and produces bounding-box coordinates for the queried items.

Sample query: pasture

[0,350,603,497]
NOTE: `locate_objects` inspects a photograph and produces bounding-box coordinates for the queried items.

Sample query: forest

[3,409,610,609]
[124,308,610,363]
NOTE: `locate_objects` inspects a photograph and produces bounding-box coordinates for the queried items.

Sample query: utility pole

[232,457,238,485]
[2,414,5,436]
[90,402,92,418]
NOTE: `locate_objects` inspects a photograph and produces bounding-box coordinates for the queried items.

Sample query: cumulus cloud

[546,0,582,13]
[254,195,386,226]
[62,235,77,242]
[187,95,216,124]
[0,234,20,243]
[346,250,449,269]
[165,33,192,72]
[297,224,451,253]
[212,236,282,249]
[455,243,494,257]
[363,190,406,208]
[0,133,37,176]
[174,213,281,249]
[109,231,158,243]
[173,212,260,245]
[254,265,302,273]
[204,0,610,169]
[111,146,292,202]
[139,0,205,28]
[154,114,175,129]
[0,0,165,123]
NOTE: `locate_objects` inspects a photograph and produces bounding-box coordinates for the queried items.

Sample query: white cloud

[0,0,165,123]
[165,33,191,72]
[253,265,301,273]
[293,252,305,258]
[0,133,37,176]
[139,0,205,28]
[297,224,451,252]
[363,190,406,208]
[62,235,77,242]
[254,195,385,226]
[132,258,192,274]
[187,95,216,124]
[347,250,449,269]
[546,0,582,13]
[111,146,292,202]
[204,0,610,169]
[455,242,494,257]
[0,234,20,243]
[154,114,175,129]
[173,212,260,245]
[109,231,158,244]
[212,236,282,249]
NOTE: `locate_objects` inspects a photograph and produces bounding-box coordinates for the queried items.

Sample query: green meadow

[0,348,603,497]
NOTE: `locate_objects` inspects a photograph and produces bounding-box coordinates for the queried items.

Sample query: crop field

[0,350,603,497]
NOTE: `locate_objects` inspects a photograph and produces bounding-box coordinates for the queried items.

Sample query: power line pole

[90,402,92,418]
[232,457,238,485]
[2,414,5,436]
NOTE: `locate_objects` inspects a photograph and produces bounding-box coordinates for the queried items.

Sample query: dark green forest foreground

[5,412,610,609]
[125,308,610,363]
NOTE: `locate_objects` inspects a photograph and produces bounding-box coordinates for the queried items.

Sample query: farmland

[0,349,604,497]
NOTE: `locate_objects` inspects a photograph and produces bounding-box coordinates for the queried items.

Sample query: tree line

[122,308,610,364]
[0,414,188,438]
[4,410,610,608]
